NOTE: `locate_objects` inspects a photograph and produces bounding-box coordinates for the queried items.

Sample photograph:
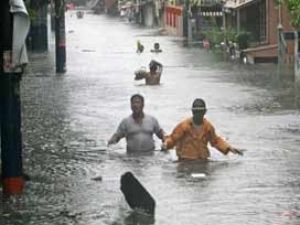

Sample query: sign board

[284,32,300,41]
[284,32,295,40]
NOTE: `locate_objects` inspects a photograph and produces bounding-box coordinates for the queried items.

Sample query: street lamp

[183,0,190,38]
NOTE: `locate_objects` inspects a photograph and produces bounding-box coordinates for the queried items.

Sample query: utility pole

[294,31,300,108]
[29,1,48,51]
[294,31,300,80]
[277,3,285,78]
[183,0,189,39]
[55,0,66,73]
[277,23,284,79]
[0,0,29,195]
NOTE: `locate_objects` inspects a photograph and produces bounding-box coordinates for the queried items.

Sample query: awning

[224,0,257,9]
[199,11,223,17]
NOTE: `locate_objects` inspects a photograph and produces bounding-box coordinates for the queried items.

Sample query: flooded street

[1,11,300,225]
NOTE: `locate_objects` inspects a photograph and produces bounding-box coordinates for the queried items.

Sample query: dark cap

[192,98,206,110]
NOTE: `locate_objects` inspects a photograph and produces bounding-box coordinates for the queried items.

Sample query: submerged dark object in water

[120,171,156,215]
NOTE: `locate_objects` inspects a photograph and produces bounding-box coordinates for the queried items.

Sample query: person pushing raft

[134,60,163,85]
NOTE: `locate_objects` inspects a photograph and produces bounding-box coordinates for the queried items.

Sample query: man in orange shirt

[162,98,243,160]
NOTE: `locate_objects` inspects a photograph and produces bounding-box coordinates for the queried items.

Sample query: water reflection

[111,210,155,225]
[123,211,155,225]
[176,160,223,175]
[227,64,300,111]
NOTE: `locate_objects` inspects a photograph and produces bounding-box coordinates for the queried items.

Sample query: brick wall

[164,5,183,36]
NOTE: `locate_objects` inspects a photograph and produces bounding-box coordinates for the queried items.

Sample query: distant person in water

[134,60,163,85]
[108,94,165,153]
[136,40,144,53]
[76,10,84,19]
[203,38,210,51]
[150,42,162,53]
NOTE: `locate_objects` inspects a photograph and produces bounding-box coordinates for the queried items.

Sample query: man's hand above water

[160,142,168,152]
[228,147,244,156]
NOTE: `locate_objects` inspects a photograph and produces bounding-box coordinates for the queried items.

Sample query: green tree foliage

[24,1,37,21]
[203,26,252,50]
[202,26,224,46]
[285,0,300,28]
[66,0,88,5]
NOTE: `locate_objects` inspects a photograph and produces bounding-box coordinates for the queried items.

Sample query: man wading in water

[108,94,165,153]
[134,60,163,85]
[162,98,243,160]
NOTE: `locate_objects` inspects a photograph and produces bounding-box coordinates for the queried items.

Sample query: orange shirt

[165,118,231,160]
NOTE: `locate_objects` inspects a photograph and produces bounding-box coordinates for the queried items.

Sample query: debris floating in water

[191,173,206,178]
[92,175,103,181]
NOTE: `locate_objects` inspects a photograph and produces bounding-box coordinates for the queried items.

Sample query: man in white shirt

[108,94,165,153]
